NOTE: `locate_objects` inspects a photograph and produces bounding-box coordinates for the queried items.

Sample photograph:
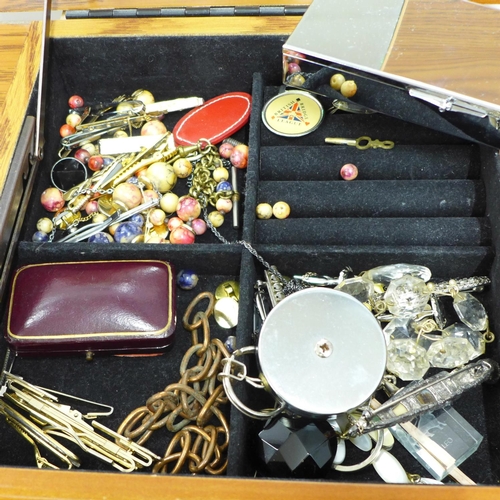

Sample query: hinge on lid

[64,5,309,19]
[409,87,500,131]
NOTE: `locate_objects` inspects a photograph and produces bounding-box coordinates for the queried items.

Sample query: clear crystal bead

[384,275,430,317]
[453,292,488,331]
[364,264,432,285]
[386,339,430,381]
[383,317,417,345]
[427,337,474,368]
[443,323,485,361]
[335,276,374,303]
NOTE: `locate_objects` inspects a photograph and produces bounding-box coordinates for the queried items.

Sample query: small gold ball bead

[256,203,273,220]
[272,201,291,219]
[340,80,358,98]
[329,73,345,90]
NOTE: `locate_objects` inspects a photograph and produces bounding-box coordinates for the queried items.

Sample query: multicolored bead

[169,225,195,244]
[32,231,49,242]
[340,163,358,181]
[88,232,113,243]
[40,188,65,212]
[176,196,201,222]
[113,222,143,243]
[177,269,199,290]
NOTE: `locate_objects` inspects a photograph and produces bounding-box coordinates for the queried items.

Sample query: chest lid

[283,0,500,148]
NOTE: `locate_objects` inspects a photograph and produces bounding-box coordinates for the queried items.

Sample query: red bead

[219,142,234,159]
[88,156,104,171]
[176,196,201,222]
[68,95,84,109]
[230,144,249,169]
[60,124,76,137]
[74,148,90,164]
[288,62,301,74]
[340,163,358,181]
[169,225,195,244]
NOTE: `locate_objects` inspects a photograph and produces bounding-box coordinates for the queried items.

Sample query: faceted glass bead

[443,323,485,361]
[335,276,374,303]
[383,317,417,345]
[453,292,488,331]
[427,337,474,369]
[364,264,432,285]
[384,275,430,317]
[258,418,336,478]
[386,339,430,381]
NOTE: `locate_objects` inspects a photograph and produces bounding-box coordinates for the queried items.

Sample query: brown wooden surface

[0,21,40,197]
[0,467,498,500]
[0,2,499,498]
[383,0,500,106]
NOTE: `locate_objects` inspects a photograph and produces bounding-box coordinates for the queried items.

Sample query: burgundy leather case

[5,260,176,355]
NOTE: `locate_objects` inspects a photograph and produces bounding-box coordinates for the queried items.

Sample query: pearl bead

[176,196,201,222]
[112,182,142,209]
[288,62,301,74]
[219,142,234,159]
[256,203,273,220]
[172,158,193,179]
[191,218,207,235]
[340,163,358,181]
[149,208,166,226]
[213,166,229,182]
[146,162,177,193]
[68,95,84,109]
[66,113,82,128]
[141,120,167,136]
[60,124,75,137]
[340,80,357,98]
[208,211,224,228]
[41,187,64,212]
[177,269,199,290]
[329,73,345,90]
[230,144,249,169]
[169,225,195,244]
[114,130,129,138]
[37,217,53,233]
[160,192,179,214]
[272,201,290,219]
[216,198,233,214]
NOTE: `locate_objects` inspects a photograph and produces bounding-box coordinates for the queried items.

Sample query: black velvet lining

[3,35,500,486]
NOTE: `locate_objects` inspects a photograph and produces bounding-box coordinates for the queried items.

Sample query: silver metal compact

[221,288,387,419]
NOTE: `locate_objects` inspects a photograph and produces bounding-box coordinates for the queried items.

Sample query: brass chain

[117,292,231,474]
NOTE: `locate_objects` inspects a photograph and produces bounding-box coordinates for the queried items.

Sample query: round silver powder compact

[257,287,387,418]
